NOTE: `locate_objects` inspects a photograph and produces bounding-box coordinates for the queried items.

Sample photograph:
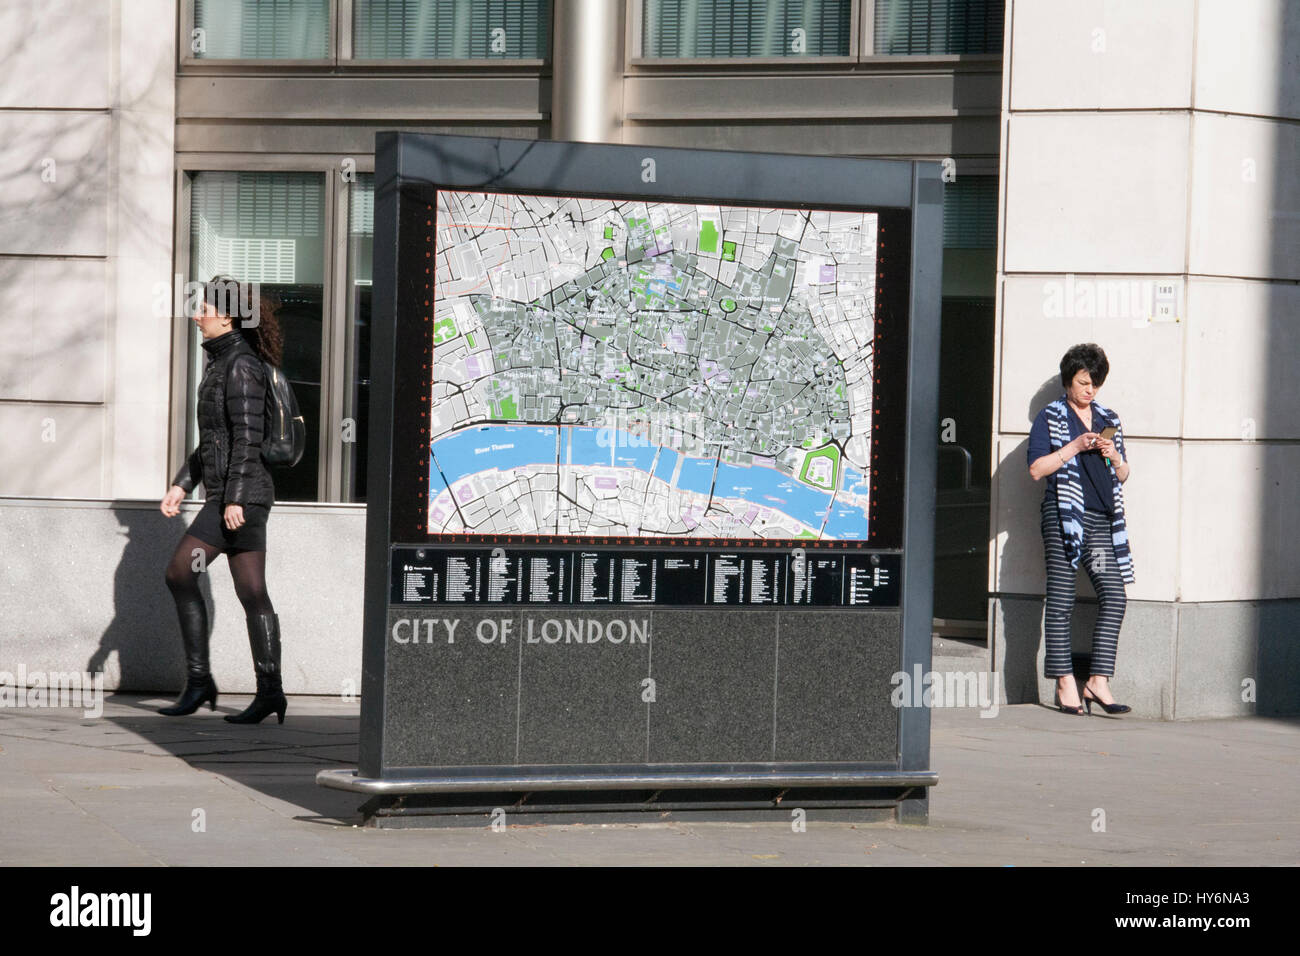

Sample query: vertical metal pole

[551,0,626,143]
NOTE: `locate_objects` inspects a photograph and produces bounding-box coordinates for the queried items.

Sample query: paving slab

[0,694,1296,866]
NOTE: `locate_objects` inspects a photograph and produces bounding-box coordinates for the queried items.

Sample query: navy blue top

[1027,403,1116,514]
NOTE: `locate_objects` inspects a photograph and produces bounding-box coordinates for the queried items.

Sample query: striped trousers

[1040,494,1128,677]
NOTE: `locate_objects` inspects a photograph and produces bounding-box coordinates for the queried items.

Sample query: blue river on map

[429,424,868,537]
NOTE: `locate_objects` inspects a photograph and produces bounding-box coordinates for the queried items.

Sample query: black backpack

[260,360,306,468]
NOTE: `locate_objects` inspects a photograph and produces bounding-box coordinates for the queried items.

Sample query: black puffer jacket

[171,329,275,506]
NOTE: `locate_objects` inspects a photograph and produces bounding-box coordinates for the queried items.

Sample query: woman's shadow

[88,505,211,694]
[87,503,362,823]
[993,378,1104,705]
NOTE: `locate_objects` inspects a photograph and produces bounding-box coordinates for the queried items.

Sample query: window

[942,175,998,249]
[192,0,331,59]
[343,175,374,502]
[934,172,997,619]
[873,0,1004,55]
[187,171,327,502]
[936,174,996,493]
[642,0,853,58]
[353,0,550,59]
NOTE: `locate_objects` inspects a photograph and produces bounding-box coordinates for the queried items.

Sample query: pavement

[0,693,1296,866]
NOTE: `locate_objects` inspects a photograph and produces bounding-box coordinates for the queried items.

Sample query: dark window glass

[354,0,550,58]
[643,0,852,57]
[874,0,1004,55]
[943,175,998,249]
[188,170,326,502]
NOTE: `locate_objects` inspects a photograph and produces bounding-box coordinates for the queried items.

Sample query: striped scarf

[1045,396,1135,585]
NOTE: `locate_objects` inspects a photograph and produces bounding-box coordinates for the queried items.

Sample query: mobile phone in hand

[1097,425,1117,463]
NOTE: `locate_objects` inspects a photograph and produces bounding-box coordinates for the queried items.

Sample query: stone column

[989,0,1300,718]
[551,0,625,142]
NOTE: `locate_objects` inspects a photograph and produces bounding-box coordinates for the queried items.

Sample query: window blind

[354,0,550,59]
[942,175,998,249]
[190,172,325,283]
[643,0,852,57]
[873,0,1004,55]
[350,175,375,238]
[193,0,330,59]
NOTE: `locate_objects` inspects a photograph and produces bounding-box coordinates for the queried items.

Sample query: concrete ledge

[991,594,1300,718]
[0,496,365,696]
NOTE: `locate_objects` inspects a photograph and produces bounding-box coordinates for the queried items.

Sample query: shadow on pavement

[100,692,367,824]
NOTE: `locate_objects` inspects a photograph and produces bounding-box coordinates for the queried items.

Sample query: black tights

[164,534,275,618]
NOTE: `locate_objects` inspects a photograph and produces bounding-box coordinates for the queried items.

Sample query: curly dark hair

[1059,343,1109,389]
[202,275,284,366]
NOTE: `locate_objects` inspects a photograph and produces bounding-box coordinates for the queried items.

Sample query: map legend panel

[576,552,617,603]
[391,547,901,607]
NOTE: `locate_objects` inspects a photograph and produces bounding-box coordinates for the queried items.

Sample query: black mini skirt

[185,498,271,552]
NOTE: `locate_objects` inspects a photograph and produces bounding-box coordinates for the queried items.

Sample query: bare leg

[1056,674,1081,708]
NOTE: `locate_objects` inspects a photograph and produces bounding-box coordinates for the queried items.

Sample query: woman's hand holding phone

[1096,426,1119,463]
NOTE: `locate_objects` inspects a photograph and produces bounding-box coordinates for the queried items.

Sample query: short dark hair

[1060,343,1109,388]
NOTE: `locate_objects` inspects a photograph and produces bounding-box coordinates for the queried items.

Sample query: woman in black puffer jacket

[158,276,286,724]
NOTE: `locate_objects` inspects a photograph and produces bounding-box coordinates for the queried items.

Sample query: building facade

[1,0,1293,717]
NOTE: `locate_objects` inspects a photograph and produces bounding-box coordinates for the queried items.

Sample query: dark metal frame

[332,132,941,821]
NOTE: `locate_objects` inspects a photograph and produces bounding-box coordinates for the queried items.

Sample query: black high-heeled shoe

[1082,685,1131,715]
[224,613,287,725]
[1053,689,1085,715]
[159,598,218,716]
[158,674,218,716]
[224,674,287,724]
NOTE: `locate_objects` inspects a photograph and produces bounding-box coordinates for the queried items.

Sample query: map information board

[428,189,879,542]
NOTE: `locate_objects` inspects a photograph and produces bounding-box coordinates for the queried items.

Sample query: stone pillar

[989,0,1300,718]
[551,0,625,142]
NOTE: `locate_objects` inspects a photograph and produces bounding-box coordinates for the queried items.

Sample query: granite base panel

[380,607,905,769]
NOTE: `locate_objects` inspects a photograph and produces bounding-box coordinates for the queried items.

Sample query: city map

[427,189,878,541]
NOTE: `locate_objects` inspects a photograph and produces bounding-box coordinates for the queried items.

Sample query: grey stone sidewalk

[0,694,1296,866]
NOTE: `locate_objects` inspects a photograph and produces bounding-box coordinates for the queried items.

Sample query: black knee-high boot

[158,598,218,716]
[225,612,287,725]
